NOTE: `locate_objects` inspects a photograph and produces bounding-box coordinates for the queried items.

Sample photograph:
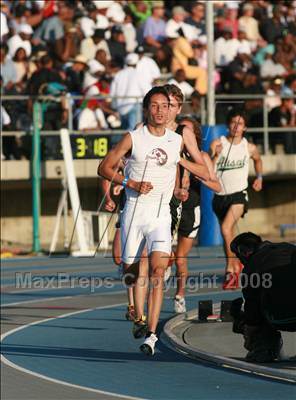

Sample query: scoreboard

[43,134,122,160]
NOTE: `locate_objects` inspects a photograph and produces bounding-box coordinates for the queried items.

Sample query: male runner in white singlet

[98,86,188,355]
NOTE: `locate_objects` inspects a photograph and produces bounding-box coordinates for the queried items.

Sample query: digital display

[43,134,121,160]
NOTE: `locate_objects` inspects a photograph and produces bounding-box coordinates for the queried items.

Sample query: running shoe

[132,315,147,339]
[125,305,135,321]
[174,295,186,313]
[140,333,158,356]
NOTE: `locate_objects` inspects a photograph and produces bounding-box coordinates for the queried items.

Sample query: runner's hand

[113,184,123,196]
[174,188,189,202]
[104,198,116,211]
[252,178,262,192]
[128,179,153,194]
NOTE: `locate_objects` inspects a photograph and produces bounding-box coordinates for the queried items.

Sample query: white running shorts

[121,201,172,265]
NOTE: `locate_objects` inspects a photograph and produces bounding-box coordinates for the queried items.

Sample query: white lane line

[1,302,147,400]
[1,290,127,307]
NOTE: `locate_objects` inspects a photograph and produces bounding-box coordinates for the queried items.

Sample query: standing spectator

[65,54,88,94]
[185,2,205,36]
[110,53,146,130]
[227,49,257,93]
[165,6,198,42]
[107,25,127,68]
[269,97,296,153]
[83,59,105,96]
[135,45,161,93]
[0,43,17,91]
[259,5,284,44]
[7,23,33,58]
[238,3,261,42]
[142,1,166,52]
[80,28,110,61]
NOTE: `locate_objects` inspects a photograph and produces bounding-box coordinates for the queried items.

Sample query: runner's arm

[98,133,153,194]
[249,143,263,192]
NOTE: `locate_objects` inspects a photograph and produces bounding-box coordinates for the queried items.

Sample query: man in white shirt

[214,27,239,66]
[80,28,111,61]
[8,24,33,58]
[135,46,161,93]
[166,6,198,42]
[78,99,107,131]
[110,53,146,130]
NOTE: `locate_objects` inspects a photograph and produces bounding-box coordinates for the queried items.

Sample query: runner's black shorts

[212,189,248,222]
[115,189,126,229]
[170,189,200,239]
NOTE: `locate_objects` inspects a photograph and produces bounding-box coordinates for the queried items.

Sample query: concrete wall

[1,177,295,249]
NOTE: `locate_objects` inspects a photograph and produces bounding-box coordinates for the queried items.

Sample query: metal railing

[1,93,296,155]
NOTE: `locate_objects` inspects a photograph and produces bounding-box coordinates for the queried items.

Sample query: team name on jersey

[217,155,247,171]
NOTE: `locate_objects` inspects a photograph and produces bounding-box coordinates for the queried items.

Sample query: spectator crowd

[1,0,295,159]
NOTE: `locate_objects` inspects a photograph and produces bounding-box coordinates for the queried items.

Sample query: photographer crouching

[230,232,296,363]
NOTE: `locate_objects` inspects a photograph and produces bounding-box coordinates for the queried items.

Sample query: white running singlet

[215,135,250,196]
[121,125,182,264]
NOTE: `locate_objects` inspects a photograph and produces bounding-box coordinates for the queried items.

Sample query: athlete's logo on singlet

[146,148,168,166]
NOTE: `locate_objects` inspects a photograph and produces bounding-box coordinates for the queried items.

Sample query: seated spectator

[95,49,111,74]
[107,25,127,68]
[165,6,198,42]
[214,27,238,67]
[93,1,112,29]
[110,53,146,130]
[226,49,258,93]
[154,45,173,74]
[33,1,78,62]
[0,3,9,41]
[269,97,296,153]
[275,32,296,74]
[238,3,261,42]
[128,1,152,25]
[80,28,111,61]
[106,1,126,24]
[216,1,239,39]
[122,9,138,52]
[8,23,33,58]
[168,69,194,99]
[185,2,205,36]
[65,54,88,94]
[260,52,287,80]
[79,2,99,38]
[78,99,108,131]
[135,45,161,93]
[181,90,202,121]
[282,74,296,96]
[266,78,283,112]
[234,26,253,57]
[83,59,106,96]
[253,38,275,66]
[142,1,166,52]
[171,36,207,95]
[259,5,284,44]
[12,47,29,92]
[0,43,17,92]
